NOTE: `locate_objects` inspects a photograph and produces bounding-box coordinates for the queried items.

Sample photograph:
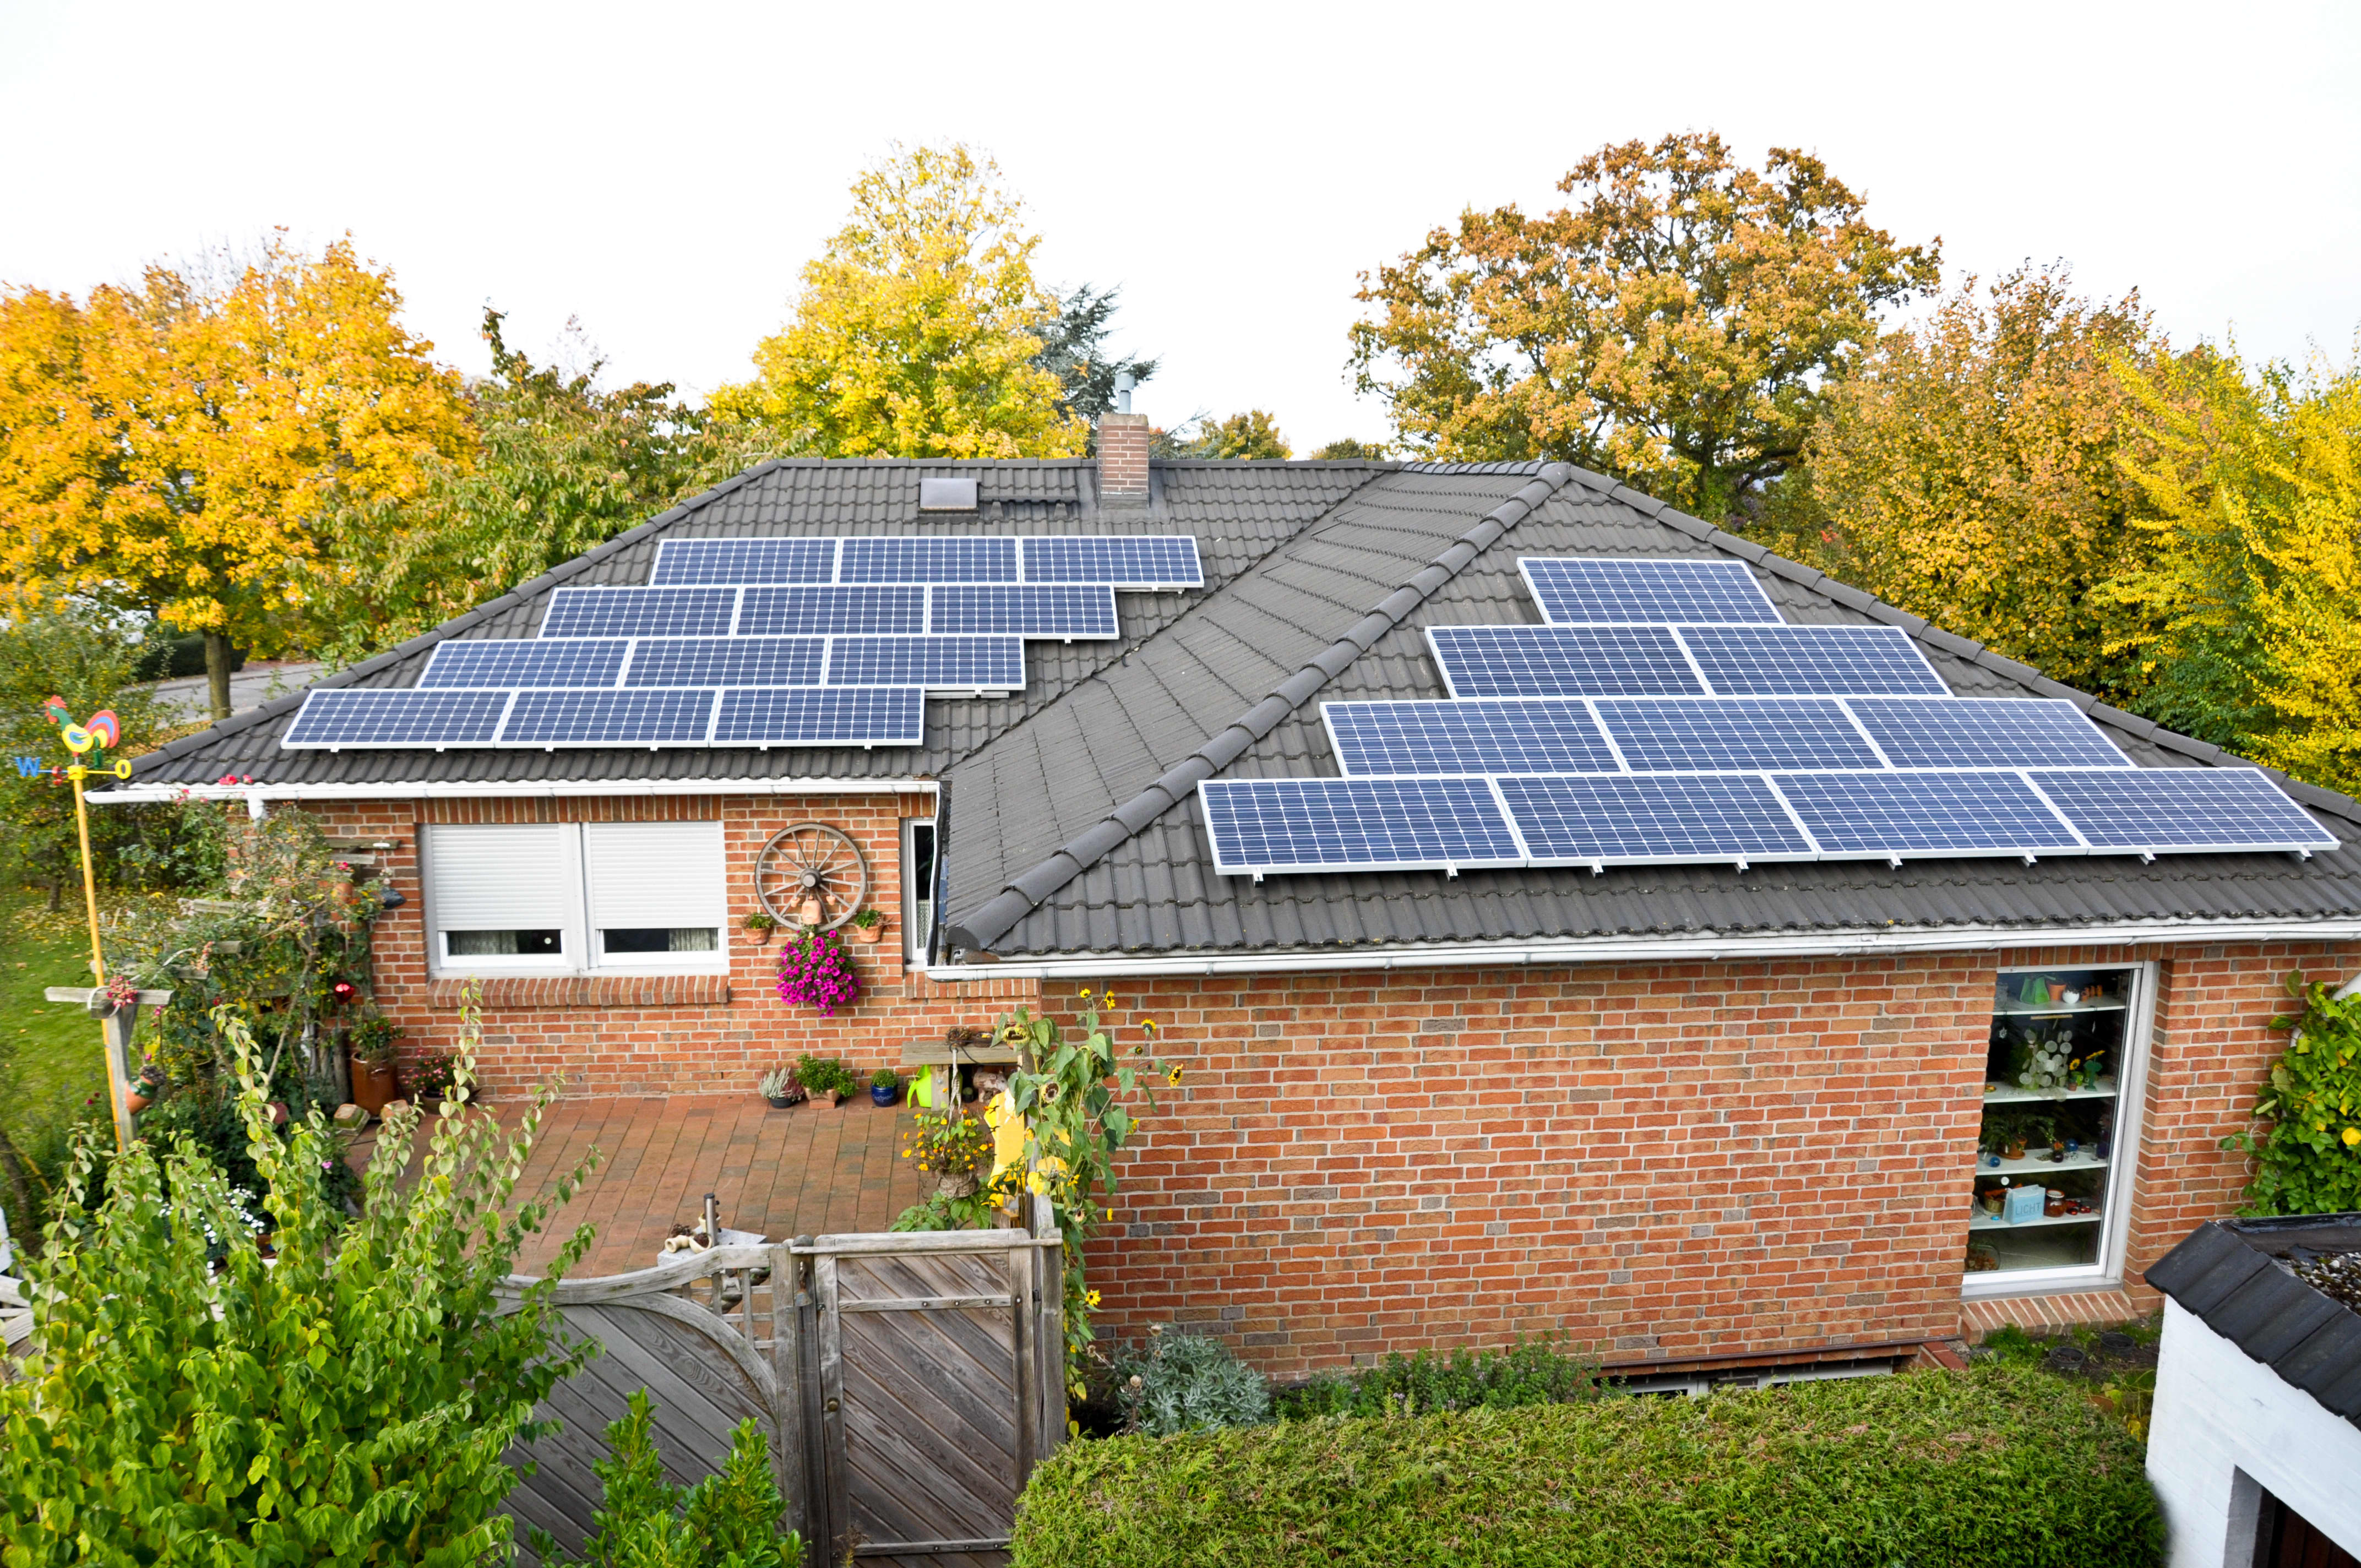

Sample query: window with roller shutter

[584,821,725,965]
[422,821,727,974]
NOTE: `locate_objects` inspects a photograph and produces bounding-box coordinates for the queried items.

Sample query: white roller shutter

[583,821,725,933]
[425,824,578,956]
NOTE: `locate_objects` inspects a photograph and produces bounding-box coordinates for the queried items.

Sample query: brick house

[104,414,2361,1382]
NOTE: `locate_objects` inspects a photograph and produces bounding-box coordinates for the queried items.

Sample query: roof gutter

[925,914,2361,981]
[89,778,937,806]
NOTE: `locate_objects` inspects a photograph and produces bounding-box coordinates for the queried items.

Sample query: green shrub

[532,1389,802,1568]
[2223,974,2361,1213]
[1276,1335,1599,1419]
[1114,1331,1270,1436]
[1014,1365,2162,1568]
[794,1054,858,1096]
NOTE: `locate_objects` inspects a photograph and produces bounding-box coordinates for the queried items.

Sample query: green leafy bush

[1114,1331,1270,1436]
[534,1389,802,1568]
[794,1053,858,1097]
[1014,1365,2162,1568]
[1276,1335,1598,1419]
[2223,974,2361,1213]
[0,1004,600,1563]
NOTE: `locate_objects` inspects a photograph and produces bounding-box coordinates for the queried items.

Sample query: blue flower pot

[870,1084,899,1107]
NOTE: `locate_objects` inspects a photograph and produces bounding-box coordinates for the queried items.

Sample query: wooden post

[45,989,172,1156]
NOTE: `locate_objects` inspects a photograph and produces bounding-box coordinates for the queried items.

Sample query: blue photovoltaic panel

[2028,768,2339,853]
[1498,774,1813,863]
[499,689,714,746]
[622,638,825,687]
[541,587,737,639]
[284,689,509,748]
[738,585,927,636]
[1323,700,1618,776]
[1847,698,2131,769]
[650,537,836,585]
[1198,777,1523,875]
[1021,535,1204,588]
[1427,626,1704,698]
[711,686,925,747]
[840,536,1019,583]
[1771,771,2082,857]
[420,639,627,688]
[1521,557,1780,625]
[1595,698,1885,772]
[825,635,1024,690]
[1678,625,1948,696]
[930,584,1118,638]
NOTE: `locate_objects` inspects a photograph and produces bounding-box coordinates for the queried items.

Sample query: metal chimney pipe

[1113,371,1135,415]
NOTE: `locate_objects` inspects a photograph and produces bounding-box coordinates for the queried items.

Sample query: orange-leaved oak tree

[0,235,470,717]
[1348,132,1940,520]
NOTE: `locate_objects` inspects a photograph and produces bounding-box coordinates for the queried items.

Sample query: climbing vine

[2222,973,2361,1215]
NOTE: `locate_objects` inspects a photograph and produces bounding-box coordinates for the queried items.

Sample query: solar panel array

[286,532,1201,750]
[1201,556,2338,876]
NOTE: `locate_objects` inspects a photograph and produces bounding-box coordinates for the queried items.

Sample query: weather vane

[31,699,137,1151]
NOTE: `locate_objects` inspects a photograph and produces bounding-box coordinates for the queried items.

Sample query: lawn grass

[1,891,117,1241]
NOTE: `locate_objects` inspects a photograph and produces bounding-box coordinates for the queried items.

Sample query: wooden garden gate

[498,1212,1063,1568]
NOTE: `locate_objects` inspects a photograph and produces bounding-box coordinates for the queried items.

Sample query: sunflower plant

[2222,974,2361,1215]
[983,990,1176,1401]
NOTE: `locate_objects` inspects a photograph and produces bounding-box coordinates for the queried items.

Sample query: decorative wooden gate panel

[500,1213,1062,1567]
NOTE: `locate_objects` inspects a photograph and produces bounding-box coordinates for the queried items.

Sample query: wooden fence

[498,1207,1063,1568]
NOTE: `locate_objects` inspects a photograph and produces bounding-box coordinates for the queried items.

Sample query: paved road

[149,661,324,721]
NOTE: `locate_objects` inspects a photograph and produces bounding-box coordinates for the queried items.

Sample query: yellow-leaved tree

[0,236,470,717]
[713,144,1085,459]
[2107,348,2361,791]
[1760,268,2169,699]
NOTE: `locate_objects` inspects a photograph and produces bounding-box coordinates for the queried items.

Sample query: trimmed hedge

[1014,1365,2162,1567]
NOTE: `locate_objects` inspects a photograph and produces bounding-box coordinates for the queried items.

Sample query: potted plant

[349,1014,401,1115]
[742,910,779,946]
[847,908,885,945]
[758,1065,805,1109]
[408,1048,463,1108]
[870,1067,902,1107]
[126,1060,165,1113]
[797,1053,857,1107]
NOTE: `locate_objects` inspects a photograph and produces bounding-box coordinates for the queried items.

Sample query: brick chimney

[1097,413,1149,500]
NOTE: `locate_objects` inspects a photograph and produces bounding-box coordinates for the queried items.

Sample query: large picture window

[424,821,726,974]
[1964,962,2154,1294]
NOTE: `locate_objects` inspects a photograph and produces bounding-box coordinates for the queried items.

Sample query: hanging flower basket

[776,929,861,1015]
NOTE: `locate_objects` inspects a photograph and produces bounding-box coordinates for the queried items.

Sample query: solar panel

[825,635,1024,691]
[540,587,738,639]
[2028,768,2339,853]
[1520,558,1780,625]
[1198,777,1524,875]
[840,536,1019,583]
[1022,535,1204,588]
[711,686,926,747]
[650,538,836,585]
[1322,700,1618,776]
[284,689,510,749]
[419,639,627,688]
[622,638,825,687]
[1595,698,1886,772]
[499,689,715,746]
[1678,625,1948,696]
[1498,774,1813,864]
[1846,698,2131,769]
[930,584,1118,638]
[738,585,928,636]
[1770,771,2082,858]
[1426,626,1705,698]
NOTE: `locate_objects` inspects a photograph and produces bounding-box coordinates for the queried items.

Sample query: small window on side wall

[904,818,937,962]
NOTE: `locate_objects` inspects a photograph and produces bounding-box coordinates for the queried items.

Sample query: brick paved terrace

[356,1093,931,1277]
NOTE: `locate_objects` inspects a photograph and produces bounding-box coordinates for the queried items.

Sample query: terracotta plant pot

[2002,1141,2026,1161]
[826,1089,847,1108]
[848,922,883,944]
[126,1088,153,1113]
[353,1060,397,1115]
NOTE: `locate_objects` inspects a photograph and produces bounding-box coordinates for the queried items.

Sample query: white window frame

[581,821,728,972]
[903,816,937,964]
[1960,959,2157,1300]
[424,821,730,978]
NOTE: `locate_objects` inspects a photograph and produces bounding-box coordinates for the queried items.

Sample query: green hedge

[1014,1365,2161,1567]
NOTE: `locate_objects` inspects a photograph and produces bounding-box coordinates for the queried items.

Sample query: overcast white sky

[3,1,2357,452]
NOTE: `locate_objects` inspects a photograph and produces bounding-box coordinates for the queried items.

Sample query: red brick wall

[1065,939,2359,1378]
[298,793,1041,1097]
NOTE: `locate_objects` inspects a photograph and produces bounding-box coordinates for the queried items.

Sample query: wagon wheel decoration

[754,823,870,932]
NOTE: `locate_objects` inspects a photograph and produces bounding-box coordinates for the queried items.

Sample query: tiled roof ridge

[120,459,800,781]
[948,464,1580,954]
[1554,466,2361,828]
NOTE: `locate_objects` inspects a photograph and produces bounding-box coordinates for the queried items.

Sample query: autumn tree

[2107,347,2361,789]
[313,311,794,660]
[0,237,471,717]
[1349,133,1940,519]
[1311,437,1390,460]
[714,144,1085,459]
[1758,268,2169,699]
[1156,410,1292,460]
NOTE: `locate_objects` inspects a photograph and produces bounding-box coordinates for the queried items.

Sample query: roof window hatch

[918,476,979,513]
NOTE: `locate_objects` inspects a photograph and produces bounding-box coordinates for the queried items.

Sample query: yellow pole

[68,763,127,1153]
